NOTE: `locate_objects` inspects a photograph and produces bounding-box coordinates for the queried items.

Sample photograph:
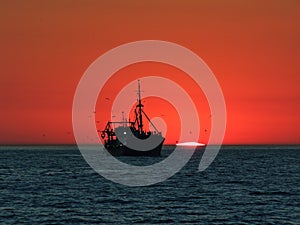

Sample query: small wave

[249,191,295,196]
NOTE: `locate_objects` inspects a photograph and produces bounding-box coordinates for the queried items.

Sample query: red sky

[0,0,299,145]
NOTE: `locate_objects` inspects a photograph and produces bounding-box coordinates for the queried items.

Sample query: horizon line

[0,143,299,146]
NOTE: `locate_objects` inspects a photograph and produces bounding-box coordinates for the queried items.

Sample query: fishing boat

[99,80,165,156]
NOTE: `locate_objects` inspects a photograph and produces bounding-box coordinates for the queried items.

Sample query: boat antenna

[137,80,143,134]
[138,80,141,103]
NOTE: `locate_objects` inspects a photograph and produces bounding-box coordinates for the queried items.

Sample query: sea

[0,145,299,224]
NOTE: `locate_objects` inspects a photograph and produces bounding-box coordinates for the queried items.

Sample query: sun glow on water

[176,142,205,147]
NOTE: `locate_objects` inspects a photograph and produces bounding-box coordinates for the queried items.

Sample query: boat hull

[104,139,164,157]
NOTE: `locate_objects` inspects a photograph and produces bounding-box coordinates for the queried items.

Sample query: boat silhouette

[99,80,165,156]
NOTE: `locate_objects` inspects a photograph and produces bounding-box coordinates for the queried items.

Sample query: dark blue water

[0,145,299,224]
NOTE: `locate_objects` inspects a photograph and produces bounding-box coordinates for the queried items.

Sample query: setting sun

[176,142,206,147]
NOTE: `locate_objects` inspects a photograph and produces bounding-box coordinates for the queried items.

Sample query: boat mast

[137,80,143,134]
[122,111,125,127]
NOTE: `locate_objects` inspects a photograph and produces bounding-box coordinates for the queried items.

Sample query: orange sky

[0,0,299,145]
